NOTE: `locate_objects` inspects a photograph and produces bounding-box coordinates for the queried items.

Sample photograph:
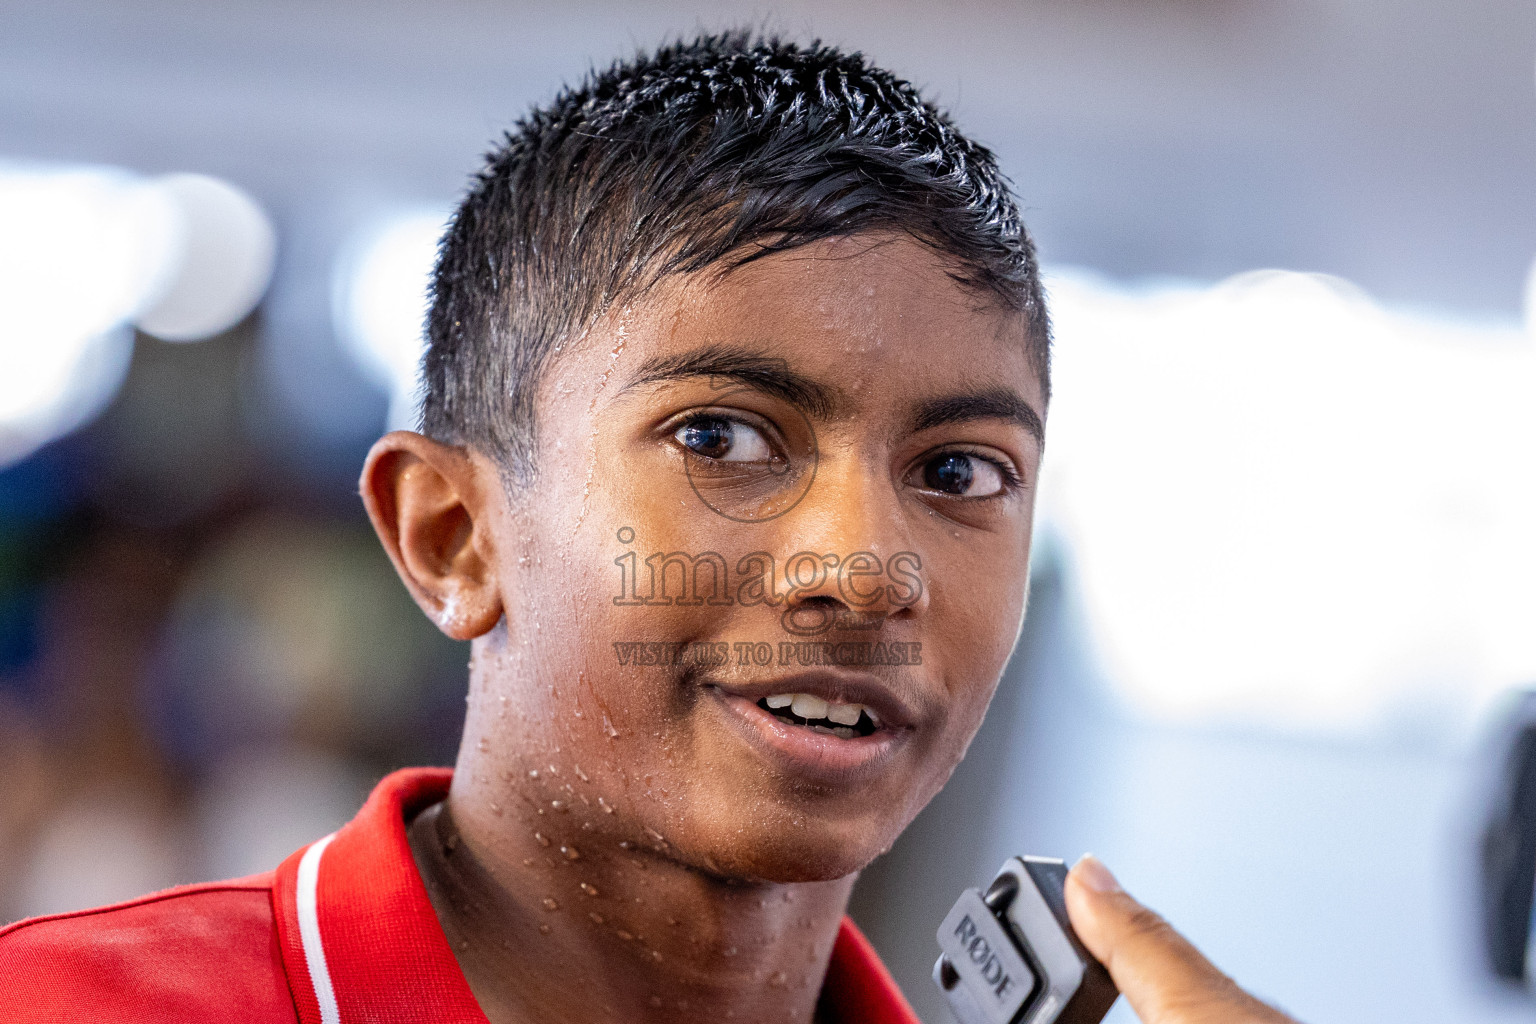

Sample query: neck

[407,780,856,1024]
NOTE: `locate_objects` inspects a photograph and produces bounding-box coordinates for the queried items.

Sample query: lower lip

[708,689,906,781]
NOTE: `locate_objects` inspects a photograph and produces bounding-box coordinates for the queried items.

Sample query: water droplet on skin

[528,769,540,779]
[539,924,551,935]
[547,764,559,776]
[768,971,787,988]
[724,946,738,957]
[489,802,502,816]
[534,832,551,847]
[562,845,581,861]
[598,797,615,814]
[618,840,633,850]
[643,827,667,846]
[575,765,589,782]
[618,930,635,941]
[551,800,568,812]
[523,858,536,867]
[580,883,599,897]
[602,714,620,738]
[542,897,560,911]
[652,949,663,962]
[477,738,489,752]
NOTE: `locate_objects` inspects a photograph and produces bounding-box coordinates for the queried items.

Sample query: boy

[2,33,1296,1024]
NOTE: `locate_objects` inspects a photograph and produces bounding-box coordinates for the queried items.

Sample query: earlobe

[360,431,504,641]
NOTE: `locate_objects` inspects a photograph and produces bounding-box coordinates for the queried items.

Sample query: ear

[360,431,504,640]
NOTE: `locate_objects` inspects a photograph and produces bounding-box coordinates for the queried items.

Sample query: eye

[917,451,1010,497]
[674,415,774,463]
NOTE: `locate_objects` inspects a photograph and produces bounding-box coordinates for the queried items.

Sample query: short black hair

[422,32,1048,482]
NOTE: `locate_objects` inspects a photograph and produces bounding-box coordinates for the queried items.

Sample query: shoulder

[0,873,299,1022]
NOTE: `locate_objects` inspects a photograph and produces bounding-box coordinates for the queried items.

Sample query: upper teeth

[766,693,874,727]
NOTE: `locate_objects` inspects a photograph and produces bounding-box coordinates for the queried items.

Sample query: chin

[686,808,909,885]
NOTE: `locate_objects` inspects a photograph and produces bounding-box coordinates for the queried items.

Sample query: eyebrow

[621,347,843,418]
[912,388,1045,444]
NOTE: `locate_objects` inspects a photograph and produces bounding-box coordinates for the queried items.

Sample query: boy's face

[467,233,1044,882]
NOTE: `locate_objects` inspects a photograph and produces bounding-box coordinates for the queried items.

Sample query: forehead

[579,233,1044,414]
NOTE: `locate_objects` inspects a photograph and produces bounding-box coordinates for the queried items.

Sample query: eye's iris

[925,453,974,494]
[681,417,733,459]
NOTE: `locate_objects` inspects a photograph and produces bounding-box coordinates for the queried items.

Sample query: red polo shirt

[1,767,919,1023]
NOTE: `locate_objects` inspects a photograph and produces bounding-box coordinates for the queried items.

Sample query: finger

[1065,855,1292,1024]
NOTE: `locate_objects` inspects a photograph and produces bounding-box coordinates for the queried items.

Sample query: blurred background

[3,1,1536,1021]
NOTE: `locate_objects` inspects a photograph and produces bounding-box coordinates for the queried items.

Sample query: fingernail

[1072,853,1121,893]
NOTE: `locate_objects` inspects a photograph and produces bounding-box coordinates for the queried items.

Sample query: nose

[774,454,929,629]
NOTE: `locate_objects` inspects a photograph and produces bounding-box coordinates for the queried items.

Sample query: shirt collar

[274,767,918,1024]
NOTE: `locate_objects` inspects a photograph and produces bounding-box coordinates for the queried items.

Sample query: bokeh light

[0,164,277,469]
[134,174,278,343]
[1042,268,1536,736]
[332,210,448,430]
[0,164,173,468]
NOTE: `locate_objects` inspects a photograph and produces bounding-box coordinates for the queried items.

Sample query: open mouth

[755,692,880,739]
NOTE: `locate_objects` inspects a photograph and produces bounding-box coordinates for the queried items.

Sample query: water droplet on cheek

[539,923,551,935]
[561,845,581,861]
[534,832,551,847]
[580,883,600,897]
[542,897,560,911]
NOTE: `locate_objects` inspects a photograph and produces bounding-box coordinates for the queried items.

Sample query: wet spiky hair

[422,32,1048,481]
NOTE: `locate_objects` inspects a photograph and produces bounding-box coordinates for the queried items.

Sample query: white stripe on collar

[296,834,341,1024]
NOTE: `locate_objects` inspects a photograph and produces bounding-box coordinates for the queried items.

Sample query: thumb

[1064,856,1294,1024]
